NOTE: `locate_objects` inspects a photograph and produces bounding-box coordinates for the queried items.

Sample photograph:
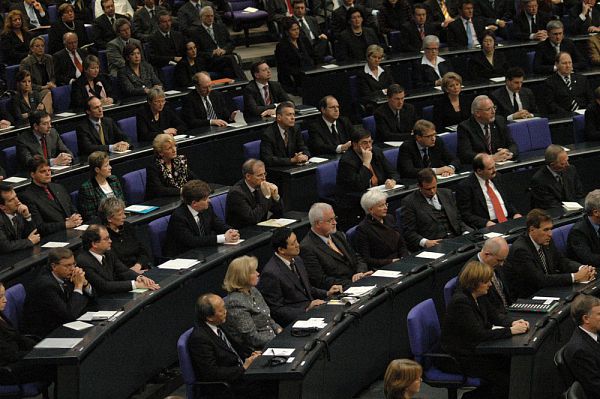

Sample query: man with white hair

[457,94,518,164]
[300,203,372,289]
[567,189,600,266]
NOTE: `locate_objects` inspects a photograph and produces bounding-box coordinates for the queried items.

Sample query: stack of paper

[371,270,402,278]
[367,184,404,192]
[41,242,69,248]
[257,218,297,227]
[124,205,159,214]
[416,251,444,259]
[35,338,83,349]
[263,348,295,356]
[343,285,377,297]
[384,141,404,147]
[2,177,27,183]
[78,311,118,321]
[158,258,199,270]
[308,157,328,163]
[563,202,583,211]
[292,318,327,329]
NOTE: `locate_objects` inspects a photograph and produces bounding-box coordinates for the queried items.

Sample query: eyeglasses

[323,216,338,224]
[425,47,439,51]
[478,106,497,112]
[421,133,436,139]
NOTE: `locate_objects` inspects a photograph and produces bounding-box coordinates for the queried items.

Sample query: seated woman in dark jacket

[355,190,408,270]
[9,70,51,124]
[468,31,508,80]
[0,10,33,65]
[77,151,125,223]
[335,7,380,63]
[146,133,197,199]
[135,87,186,142]
[441,261,529,399]
[433,72,471,129]
[70,55,115,111]
[174,41,209,89]
[275,17,316,95]
[118,42,162,98]
[99,197,151,273]
[418,35,453,87]
[357,44,395,104]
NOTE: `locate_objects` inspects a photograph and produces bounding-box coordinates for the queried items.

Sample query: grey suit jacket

[16,129,73,170]
[106,37,143,76]
[19,54,55,92]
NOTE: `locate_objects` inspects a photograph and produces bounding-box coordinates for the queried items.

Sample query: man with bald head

[530,144,584,210]
[183,71,237,128]
[457,95,518,164]
[53,32,87,86]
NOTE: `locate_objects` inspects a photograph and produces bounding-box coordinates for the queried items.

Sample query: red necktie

[44,186,55,201]
[419,25,425,40]
[263,85,271,105]
[285,0,292,14]
[40,135,48,159]
[72,51,83,73]
[367,164,378,186]
[485,180,507,223]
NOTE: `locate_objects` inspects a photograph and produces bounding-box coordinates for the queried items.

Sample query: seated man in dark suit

[76,96,131,157]
[188,293,273,399]
[182,71,236,128]
[490,67,538,121]
[505,209,595,299]
[585,86,600,141]
[397,119,459,178]
[568,0,600,35]
[470,236,513,313]
[533,20,587,75]
[300,202,372,289]
[93,0,127,49]
[457,94,517,164]
[225,159,283,229]
[16,110,72,171]
[307,95,353,156]
[20,155,82,235]
[530,144,584,210]
[132,0,165,43]
[292,0,329,60]
[147,11,186,69]
[335,128,399,229]
[447,0,496,48]
[539,52,593,117]
[0,184,39,253]
[22,248,93,337]
[373,84,417,142]
[260,101,310,167]
[53,32,87,86]
[511,0,550,41]
[456,153,521,228]
[400,4,440,52]
[243,60,291,118]
[164,180,240,257]
[257,228,342,326]
[568,190,600,267]
[176,0,216,34]
[77,224,159,295]
[563,294,600,399]
[473,0,514,22]
[402,168,472,251]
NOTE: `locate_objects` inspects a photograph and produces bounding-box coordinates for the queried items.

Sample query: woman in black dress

[0,10,32,65]
[433,72,471,129]
[357,44,395,103]
[70,55,115,111]
[335,7,380,63]
[275,17,316,95]
[468,31,508,80]
[136,87,186,142]
[174,41,209,88]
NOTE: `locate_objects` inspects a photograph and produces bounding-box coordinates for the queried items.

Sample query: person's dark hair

[412,2,427,13]
[81,224,106,250]
[123,41,142,60]
[195,293,218,322]
[15,69,31,86]
[318,95,336,112]
[271,227,294,252]
[85,96,101,112]
[157,9,171,19]
[48,248,74,268]
[250,60,268,78]
[472,153,487,172]
[276,101,295,115]
[27,154,49,174]
[0,183,14,205]
[281,16,299,34]
[100,0,114,10]
[417,168,436,186]
[571,294,600,326]
[554,51,570,64]
[181,180,212,205]
[29,110,50,129]
[505,66,525,81]
[346,7,364,24]
[293,0,306,5]
[241,158,264,176]
[412,119,435,136]
[526,208,551,230]
[350,127,371,143]
[482,30,496,44]
[387,83,405,98]
[115,18,131,33]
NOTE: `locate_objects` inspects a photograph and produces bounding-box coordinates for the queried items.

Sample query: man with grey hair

[53,32,86,86]
[183,71,236,128]
[568,190,600,266]
[533,19,586,74]
[457,94,517,164]
[225,159,283,229]
[530,144,583,210]
[300,202,371,289]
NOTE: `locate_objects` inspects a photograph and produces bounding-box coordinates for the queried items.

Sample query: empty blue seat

[60,131,78,158]
[362,116,376,140]
[122,169,147,204]
[117,116,138,144]
[383,147,399,167]
[573,114,585,144]
[507,121,531,152]
[148,215,170,260]
[422,105,434,122]
[5,65,19,91]
[443,276,458,308]
[315,160,339,202]
[232,95,244,111]
[51,85,72,114]
[1,146,17,177]
[160,65,176,90]
[210,192,228,222]
[438,132,457,157]
[552,223,574,255]
[243,140,261,160]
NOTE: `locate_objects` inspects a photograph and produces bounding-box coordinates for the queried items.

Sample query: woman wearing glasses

[418,35,453,87]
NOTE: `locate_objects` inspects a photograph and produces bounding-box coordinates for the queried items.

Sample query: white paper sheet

[2,176,26,183]
[343,285,377,296]
[41,242,69,248]
[308,157,328,163]
[125,205,155,212]
[321,64,339,69]
[35,338,83,349]
[75,224,89,231]
[223,239,245,245]
[416,251,444,259]
[164,90,181,95]
[63,321,94,331]
[371,270,402,278]
[158,258,199,270]
[489,77,506,82]
[367,184,404,192]
[384,141,404,147]
[263,348,295,356]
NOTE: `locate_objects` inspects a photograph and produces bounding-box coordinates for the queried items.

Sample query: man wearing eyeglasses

[397,119,459,178]
[457,94,517,164]
[225,158,283,229]
[307,95,353,156]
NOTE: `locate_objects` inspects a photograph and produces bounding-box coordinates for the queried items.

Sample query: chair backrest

[48,4,58,23]
[4,283,26,330]
[564,381,588,399]
[301,129,309,143]
[60,130,79,157]
[98,49,109,74]
[526,51,536,74]
[362,116,376,141]
[438,132,457,157]
[117,116,138,144]
[383,147,399,167]
[527,118,552,150]
[348,75,359,100]
[210,192,228,222]
[122,169,147,204]
[422,105,434,122]
[232,95,244,111]
[388,30,402,52]
[573,114,586,144]
[51,85,72,114]
[0,146,17,177]
[40,34,49,54]
[555,345,576,388]
[395,206,403,233]
[443,276,458,308]
[148,215,171,259]
[5,65,19,91]
[552,223,574,255]
[407,299,440,365]
[316,160,339,202]
[160,65,176,90]
[243,140,261,160]
[346,225,358,247]
[507,121,531,152]
[70,190,79,207]
[177,328,197,399]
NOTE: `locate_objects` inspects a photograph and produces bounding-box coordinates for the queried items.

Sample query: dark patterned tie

[491,273,508,308]
[196,214,206,236]
[513,92,519,113]
[331,123,340,144]
[564,75,578,111]
[204,96,218,120]
[217,328,243,366]
[538,247,549,274]
[484,124,492,153]
[422,148,430,167]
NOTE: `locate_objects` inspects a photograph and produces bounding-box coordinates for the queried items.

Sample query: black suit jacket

[20,182,77,235]
[70,74,114,111]
[432,94,471,129]
[182,88,233,129]
[568,3,600,35]
[334,27,380,63]
[401,188,471,251]
[399,21,440,52]
[490,86,538,118]
[135,102,186,142]
[48,20,89,55]
[163,203,231,257]
[53,48,88,86]
[563,327,600,399]
[76,116,130,157]
[331,5,374,36]
[533,38,587,75]
[0,30,32,65]
[540,73,593,116]
[188,21,236,57]
[397,139,460,178]
[77,249,140,294]
[373,103,417,141]
[92,13,127,49]
[584,100,600,141]
[417,59,453,87]
[473,0,514,20]
[446,17,487,48]
[242,80,290,117]
[256,255,327,327]
[307,116,354,155]
[456,115,517,164]
[22,269,92,337]
[505,233,581,299]
[356,68,395,101]
[148,30,186,68]
[467,253,514,312]
[530,164,584,210]
[355,214,408,269]
[567,216,600,267]
[468,51,508,80]
[259,123,310,167]
[132,7,163,42]
[0,212,36,253]
[225,178,283,229]
[511,11,552,41]
[300,230,368,289]
[16,129,73,170]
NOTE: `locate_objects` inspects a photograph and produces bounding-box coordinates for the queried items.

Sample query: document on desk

[78,311,118,321]
[343,285,377,297]
[484,232,506,239]
[384,141,404,147]
[372,270,402,278]
[495,160,515,166]
[124,205,159,214]
[416,251,444,259]
[489,77,506,83]
[63,321,94,331]
[444,125,458,132]
[575,109,586,115]
[436,174,454,180]
[532,296,560,305]
[50,165,70,171]
[223,239,245,245]
[2,176,27,183]
[562,201,583,211]
[75,224,89,231]
[321,64,339,69]
[308,157,328,163]
[263,348,295,356]
[293,318,327,329]
[164,90,181,95]
[55,112,77,117]
[41,242,69,248]
[227,111,247,128]
[367,184,404,192]
[257,218,297,227]
[158,258,199,270]
[173,134,192,140]
[35,338,83,349]
[112,149,132,155]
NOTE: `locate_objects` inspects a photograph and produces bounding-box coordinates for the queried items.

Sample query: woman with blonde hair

[145,134,196,198]
[432,72,470,129]
[383,359,423,399]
